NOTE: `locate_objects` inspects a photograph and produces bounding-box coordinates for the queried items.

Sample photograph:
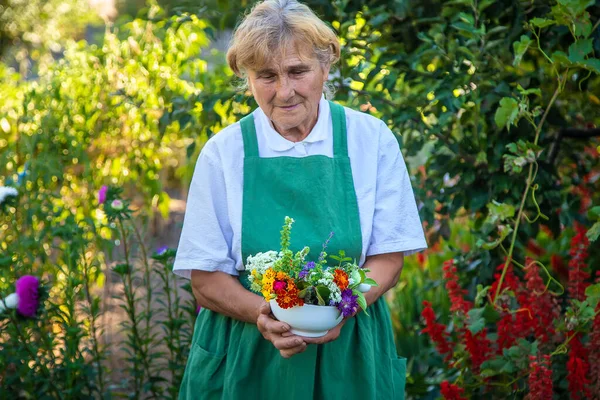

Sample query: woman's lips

[279,104,299,110]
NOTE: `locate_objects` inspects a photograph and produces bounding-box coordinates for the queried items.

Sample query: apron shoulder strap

[241,103,348,158]
[240,113,259,157]
[328,101,348,157]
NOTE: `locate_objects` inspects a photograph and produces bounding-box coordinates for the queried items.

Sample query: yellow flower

[264,269,275,279]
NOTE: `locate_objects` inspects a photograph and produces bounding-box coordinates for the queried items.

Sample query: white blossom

[245,251,279,274]
[0,186,18,205]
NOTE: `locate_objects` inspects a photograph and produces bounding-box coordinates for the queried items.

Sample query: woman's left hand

[295,318,349,345]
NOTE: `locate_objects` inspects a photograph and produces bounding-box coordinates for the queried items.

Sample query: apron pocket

[186,343,226,396]
[391,356,407,400]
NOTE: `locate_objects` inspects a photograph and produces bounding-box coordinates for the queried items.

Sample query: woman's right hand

[256,302,307,359]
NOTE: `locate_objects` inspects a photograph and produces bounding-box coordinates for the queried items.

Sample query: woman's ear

[246,78,254,96]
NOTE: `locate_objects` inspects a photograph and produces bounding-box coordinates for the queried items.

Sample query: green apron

[179,102,406,400]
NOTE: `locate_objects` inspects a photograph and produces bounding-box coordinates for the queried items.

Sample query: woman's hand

[301,319,347,345]
[256,302,307,358]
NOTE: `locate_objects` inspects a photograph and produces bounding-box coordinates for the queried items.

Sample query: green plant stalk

[118,219,142,398]
[6,311,64,400]
[131,220,154,377]
[82,256,106,396]
[118,218,159,398]
[493,77,563,305]
[156,260,178,394]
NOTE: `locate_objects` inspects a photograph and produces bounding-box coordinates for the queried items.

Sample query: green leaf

[529,17,556,28]
[316,285,330,305]
[363,278,379,286]
[158,191,170,219]
[113,263,131,276]
[517,84,542,97]
[585,284,600,308]
[513,35,532,67]
[574,15,592,37]
[495,97,519,129]
[354,291,369,316]
[568,39,593,63]
[551,51,573,66]
[315,287,326,306]
[467,307,486,334]
[588,206,600,219]
[586,221,600,242]
[579,59,600,74]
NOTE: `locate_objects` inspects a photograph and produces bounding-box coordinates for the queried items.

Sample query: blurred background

[1,0,599,399]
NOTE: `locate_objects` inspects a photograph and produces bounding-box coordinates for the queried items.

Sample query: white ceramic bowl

[269,299,343,337]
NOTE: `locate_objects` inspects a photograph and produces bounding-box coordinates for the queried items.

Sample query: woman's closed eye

[290,69,308,77]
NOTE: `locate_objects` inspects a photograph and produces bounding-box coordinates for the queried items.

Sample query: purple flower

[298,261,316,279]
[15,275,40,318]
[337,289,358,318]
[318,232,334,262]
[196,305,202,314]
[98,185,108,204]
[156,246,169,256]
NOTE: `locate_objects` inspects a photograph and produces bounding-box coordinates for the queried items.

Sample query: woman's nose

[276,77,295,100]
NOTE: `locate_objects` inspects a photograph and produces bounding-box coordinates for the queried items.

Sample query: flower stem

[493,75,564,305]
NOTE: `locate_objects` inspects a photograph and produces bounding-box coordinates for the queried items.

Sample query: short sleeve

[172,144,237,279]
[366,122,428,257]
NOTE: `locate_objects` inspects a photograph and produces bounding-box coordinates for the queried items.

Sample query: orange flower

[276,271,288,281]
[275,278,303,309]
[334,269,349,290]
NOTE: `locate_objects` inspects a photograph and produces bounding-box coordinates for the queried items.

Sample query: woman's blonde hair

[226,0,340,78]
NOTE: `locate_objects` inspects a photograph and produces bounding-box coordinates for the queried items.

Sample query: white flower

[0,186,18,205]
[245,251,279,274]
[0,293,19,312]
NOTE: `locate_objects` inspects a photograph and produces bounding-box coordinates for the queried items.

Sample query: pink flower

[111,199,124,211]
[15,275,40,318]
[98,185,108,204]
[273,280,287,291]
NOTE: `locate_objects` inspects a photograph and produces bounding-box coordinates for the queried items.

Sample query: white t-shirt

[173,97,427,279]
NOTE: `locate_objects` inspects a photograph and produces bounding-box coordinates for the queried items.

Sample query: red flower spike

[440,381,467,400]
[524,258,560,344]
[567,332,591,400]
[463,329,492,374]
[568,223,590,303]
[421,301,453,362]
[442,260,472,315]
[588,272,600,396]
[528,354,553,400]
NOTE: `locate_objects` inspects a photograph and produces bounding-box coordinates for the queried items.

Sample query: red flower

[416,252,426,268]
[528,354,553,399]
[550,254,568,281]
[567,332,591,400]
[275,279,303,309]
[490,262,521,303]
[568,223,590,302]
[526,239,545,257]
[496,313,517,353]
[440,381,466,400]
[421,301,453,362]
[442,260,472,315]
[588,272,600,396]
[524,258,560,344]
[464,328,492,373]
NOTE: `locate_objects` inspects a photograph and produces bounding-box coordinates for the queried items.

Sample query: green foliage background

[1,0,599,398]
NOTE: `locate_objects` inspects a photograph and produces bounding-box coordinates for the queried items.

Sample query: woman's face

[247,44,330,137]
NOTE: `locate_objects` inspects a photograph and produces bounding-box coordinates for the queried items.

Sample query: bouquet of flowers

[246,217,378,317]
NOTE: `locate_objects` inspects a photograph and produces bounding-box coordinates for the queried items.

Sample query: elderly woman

[173,0,427,399]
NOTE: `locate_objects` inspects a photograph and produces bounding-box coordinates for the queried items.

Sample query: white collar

[255,96,331,152]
